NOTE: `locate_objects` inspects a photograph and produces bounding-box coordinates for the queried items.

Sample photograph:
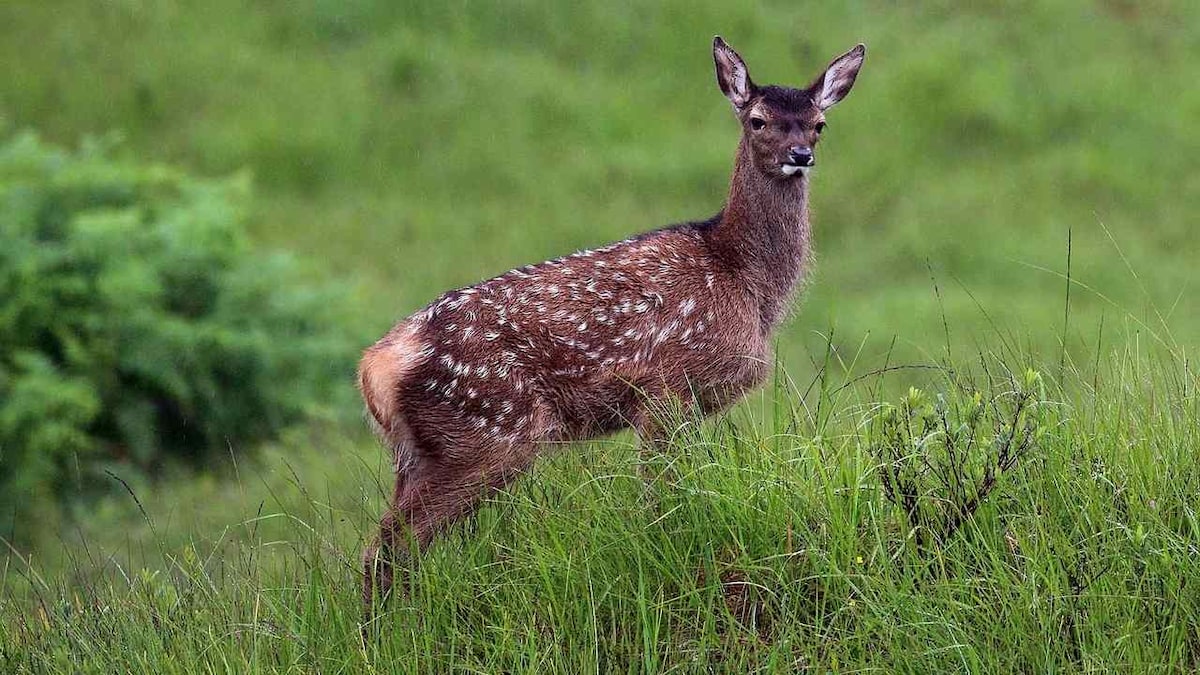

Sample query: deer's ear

[813,44,865,111]
[713,36,755,111]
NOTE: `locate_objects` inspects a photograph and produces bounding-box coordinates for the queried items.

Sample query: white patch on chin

[781,164,811,177]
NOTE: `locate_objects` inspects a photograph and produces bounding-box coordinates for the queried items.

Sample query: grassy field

[5,352,1200,671]
[3,0,1200,671]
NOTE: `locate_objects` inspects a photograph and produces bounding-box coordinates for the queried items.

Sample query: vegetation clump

[0,133,354,543]
[872,369,1045,553]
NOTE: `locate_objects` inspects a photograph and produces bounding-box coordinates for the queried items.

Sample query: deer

[358,36,865,617]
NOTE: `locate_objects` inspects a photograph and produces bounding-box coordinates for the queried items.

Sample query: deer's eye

[749,117,766,131]
[814,121,826,133]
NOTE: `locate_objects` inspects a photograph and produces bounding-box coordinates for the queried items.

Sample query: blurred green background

[1,1,1198,549]
[6,1,1198,359]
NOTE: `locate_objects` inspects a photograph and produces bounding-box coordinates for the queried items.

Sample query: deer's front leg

[632,390,696,482]
[634,412,667,481]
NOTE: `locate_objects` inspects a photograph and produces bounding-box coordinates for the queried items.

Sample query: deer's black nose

[788,146,814,167]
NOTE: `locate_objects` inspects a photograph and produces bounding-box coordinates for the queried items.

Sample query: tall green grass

[4,344,1197,672]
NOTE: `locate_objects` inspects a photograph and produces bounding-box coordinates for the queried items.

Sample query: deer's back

[369,223,768,453]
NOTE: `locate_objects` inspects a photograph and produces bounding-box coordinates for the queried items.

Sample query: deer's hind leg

[362,431,543,616]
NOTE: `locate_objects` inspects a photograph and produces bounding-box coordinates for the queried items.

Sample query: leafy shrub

[0,132,356,542]
[871,369,1047,554]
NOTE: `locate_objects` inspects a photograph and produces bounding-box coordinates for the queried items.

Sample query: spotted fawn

[359,36,865,613]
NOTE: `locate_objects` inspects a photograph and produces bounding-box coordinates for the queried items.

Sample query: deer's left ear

[813,44,865,111]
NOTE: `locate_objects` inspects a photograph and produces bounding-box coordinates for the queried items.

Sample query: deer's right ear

[713,36,755,112]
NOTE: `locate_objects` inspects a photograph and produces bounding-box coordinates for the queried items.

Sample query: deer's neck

[708,139,813,330]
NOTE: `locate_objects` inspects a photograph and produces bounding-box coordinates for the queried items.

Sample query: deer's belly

[540,376,642,439]
[536,337,769,439]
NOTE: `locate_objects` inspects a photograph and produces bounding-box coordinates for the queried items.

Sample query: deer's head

[713,37,865,179]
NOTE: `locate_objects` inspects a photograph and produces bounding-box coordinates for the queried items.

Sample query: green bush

[0,132,355,542]
[870,369,1046,555]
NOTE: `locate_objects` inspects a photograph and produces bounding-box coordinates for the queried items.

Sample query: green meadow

[2,1,1199,671]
